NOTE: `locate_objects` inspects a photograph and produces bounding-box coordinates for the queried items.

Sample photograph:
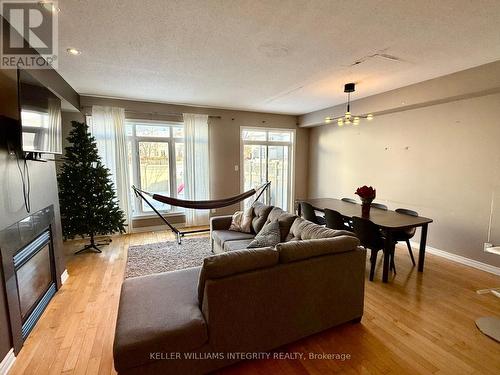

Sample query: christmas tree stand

[75,236,113,254]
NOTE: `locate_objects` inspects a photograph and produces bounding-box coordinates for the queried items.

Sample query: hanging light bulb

[327,83,374,127]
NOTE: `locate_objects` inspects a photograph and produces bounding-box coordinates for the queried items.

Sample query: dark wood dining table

[296,198,433,283]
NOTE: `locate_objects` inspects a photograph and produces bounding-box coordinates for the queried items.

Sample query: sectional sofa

[113,202,366,375]
[211,203,354,253]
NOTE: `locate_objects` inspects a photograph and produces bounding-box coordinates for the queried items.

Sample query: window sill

[132,212,185,220]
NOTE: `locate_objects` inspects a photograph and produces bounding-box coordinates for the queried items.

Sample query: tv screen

[18,70,62,154]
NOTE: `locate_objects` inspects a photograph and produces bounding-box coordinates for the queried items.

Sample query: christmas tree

[58,121,126,254]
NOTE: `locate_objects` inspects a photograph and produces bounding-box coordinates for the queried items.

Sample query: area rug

[125,237,212,278]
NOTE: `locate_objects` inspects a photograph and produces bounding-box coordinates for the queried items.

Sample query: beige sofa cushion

[287,217,353,240]
[212,230,255,247]
[276,236,360,263]
[223,239,253,252]
[198,247,278,305]
[265,207,297,241]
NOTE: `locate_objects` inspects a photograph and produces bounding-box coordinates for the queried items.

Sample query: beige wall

[304,65,500,267]
[74,96,308,221]
[208,111,309,216]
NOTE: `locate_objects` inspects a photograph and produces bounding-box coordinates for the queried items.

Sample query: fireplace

[0,206,59,354]
[14,230,57,339]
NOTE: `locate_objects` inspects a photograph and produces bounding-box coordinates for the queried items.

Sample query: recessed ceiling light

[39,1,60,13]
[66,48,82,56]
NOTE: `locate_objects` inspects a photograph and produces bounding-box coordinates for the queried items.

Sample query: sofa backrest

[276,235,360,263]
[287,216,354,241]
[201,247,366,353]
[265,207,297,242]
[251,202,274,234]
[197,247,278,305]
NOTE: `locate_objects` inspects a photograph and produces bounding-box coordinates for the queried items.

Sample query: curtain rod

[124,109,221,119]
[81,106,222,119]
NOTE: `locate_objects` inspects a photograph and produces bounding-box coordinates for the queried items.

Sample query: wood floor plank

[7,231,500,375]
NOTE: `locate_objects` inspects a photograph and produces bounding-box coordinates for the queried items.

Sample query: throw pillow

[229,206,253,233]
[247,220,281,248]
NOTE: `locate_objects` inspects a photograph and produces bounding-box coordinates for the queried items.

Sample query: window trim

[239,127,296,212]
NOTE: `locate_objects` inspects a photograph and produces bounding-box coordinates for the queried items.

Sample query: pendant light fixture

[324,83,373,126]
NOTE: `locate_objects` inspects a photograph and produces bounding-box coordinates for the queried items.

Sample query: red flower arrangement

[355,185,376,200]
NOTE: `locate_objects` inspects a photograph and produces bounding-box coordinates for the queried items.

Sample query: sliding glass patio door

[241,128,294,211]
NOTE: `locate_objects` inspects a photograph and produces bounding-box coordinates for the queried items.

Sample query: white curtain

[183,113,210,226]
[91,106,132,231]
[47,98,62,154]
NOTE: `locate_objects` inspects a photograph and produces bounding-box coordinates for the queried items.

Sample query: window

[241,128,295,211]
[21,109,50,150]
[127,120,185,216]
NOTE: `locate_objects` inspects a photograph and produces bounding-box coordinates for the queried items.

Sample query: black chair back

[300,202,318,223]
[341,197,357,204]
[371,202,388,210]
[352,217,384,250]
[394,207,418,239]
[394,208,418,266]
[396,208,418,216]
[324,209,346,230]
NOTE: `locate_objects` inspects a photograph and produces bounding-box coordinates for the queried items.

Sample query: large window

[126,120,185,216]
[241,128,295,211]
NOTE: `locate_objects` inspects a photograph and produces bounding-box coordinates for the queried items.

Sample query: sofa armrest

[210,215,234,231]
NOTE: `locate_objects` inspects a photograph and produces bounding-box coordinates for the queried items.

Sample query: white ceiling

[56,0,500,115]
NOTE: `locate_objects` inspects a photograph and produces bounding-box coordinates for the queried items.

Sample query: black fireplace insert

[0,205,59,354]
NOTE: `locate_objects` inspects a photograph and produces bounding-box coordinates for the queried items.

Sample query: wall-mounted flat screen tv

[18,69,62,154]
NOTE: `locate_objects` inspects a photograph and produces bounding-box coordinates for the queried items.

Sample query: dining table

[296,198,433,283]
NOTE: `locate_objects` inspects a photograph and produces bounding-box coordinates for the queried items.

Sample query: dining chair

[341,197,357,204]
[324,208,351,231]
[352,216,387,281]
[393,208,418,266]
[300,202,326,225]
[371,202,388,210]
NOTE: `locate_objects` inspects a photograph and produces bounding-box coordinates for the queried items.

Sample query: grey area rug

[125,237,212,278]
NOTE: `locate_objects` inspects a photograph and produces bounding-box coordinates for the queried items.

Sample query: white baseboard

[0,349,15,375]
[61,269,69,284]
[410,241,500,276]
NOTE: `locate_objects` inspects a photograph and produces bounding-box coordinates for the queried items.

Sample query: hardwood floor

[8,230,500,375]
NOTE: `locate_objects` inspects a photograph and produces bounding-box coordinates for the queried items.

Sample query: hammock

[132,182,270,244]
[148,188,261,209]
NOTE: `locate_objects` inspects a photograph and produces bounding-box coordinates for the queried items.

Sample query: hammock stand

[132,182,271,244]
